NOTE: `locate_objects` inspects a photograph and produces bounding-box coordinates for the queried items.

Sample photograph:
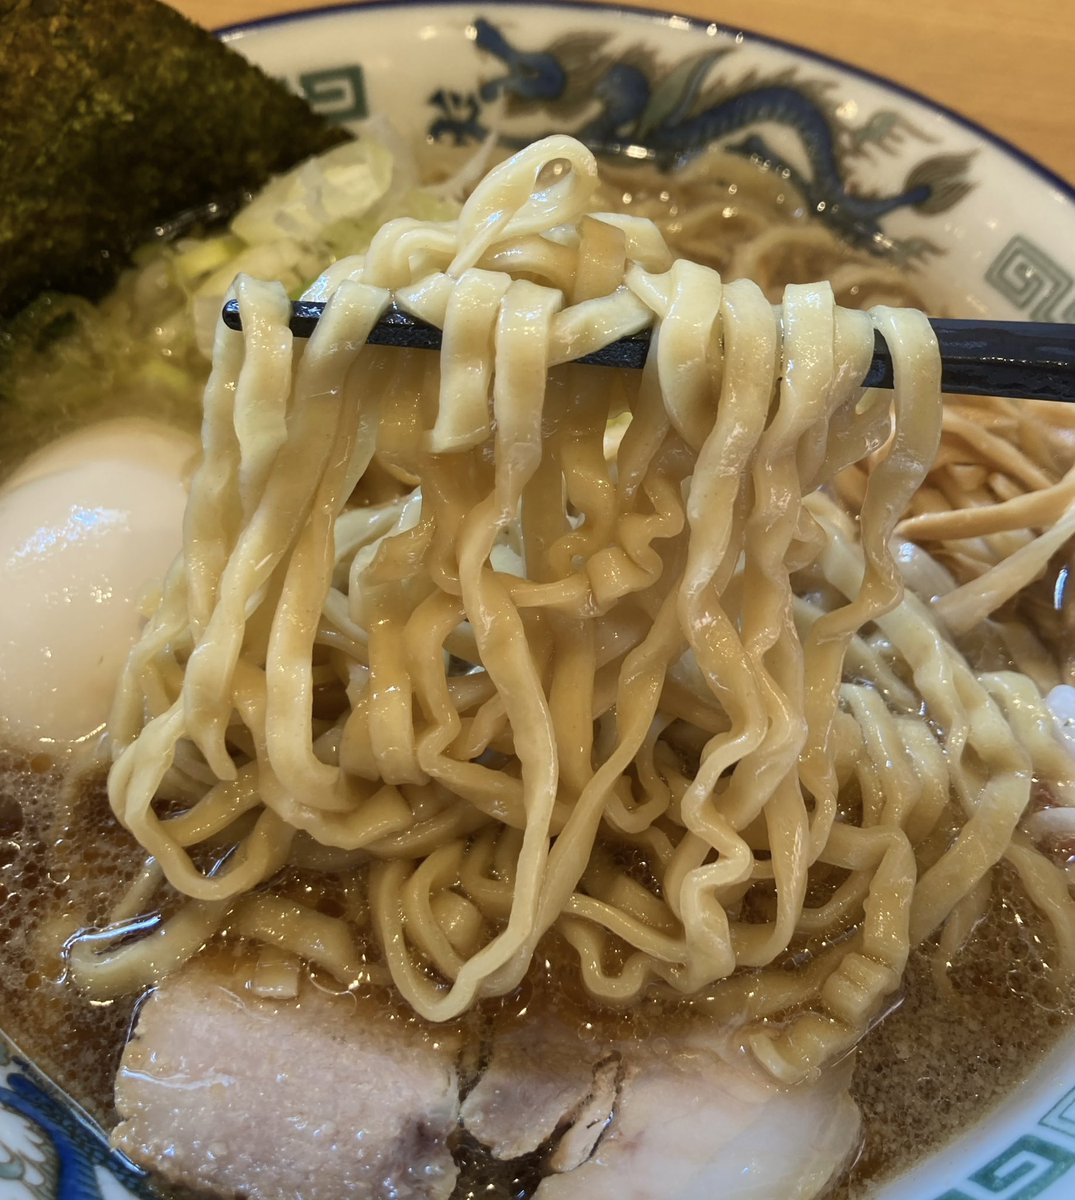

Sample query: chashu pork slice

[460,1004,609,1159]
[460,1001,861,1200]
[112,959,461,1200]
[534,1023,861,1200]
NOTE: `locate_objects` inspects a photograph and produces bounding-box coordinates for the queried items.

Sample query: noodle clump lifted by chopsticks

[80,135,1075,1084]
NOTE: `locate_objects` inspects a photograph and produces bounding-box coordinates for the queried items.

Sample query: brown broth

[1,743,1073,1198]
[0,753,141,1125]
[838,872,1075,1197]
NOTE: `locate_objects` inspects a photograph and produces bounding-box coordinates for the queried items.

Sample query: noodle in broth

[59,136,1075,1092]
[1,133,1074,1200]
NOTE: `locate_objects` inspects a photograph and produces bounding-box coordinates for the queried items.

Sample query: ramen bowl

[3,4,1075,1198]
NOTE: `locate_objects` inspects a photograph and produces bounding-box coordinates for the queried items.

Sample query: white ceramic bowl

[3,5,1074,1198]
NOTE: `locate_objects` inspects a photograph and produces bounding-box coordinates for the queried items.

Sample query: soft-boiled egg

[0,418,198,749]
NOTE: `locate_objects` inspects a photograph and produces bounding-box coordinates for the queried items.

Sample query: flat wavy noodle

[423,138,928,309]
[71,135,1075,1086]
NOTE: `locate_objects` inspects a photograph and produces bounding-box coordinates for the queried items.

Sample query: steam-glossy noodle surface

[82,136,1075,1085]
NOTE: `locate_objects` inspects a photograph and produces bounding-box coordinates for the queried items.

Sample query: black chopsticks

[221,300,1075,403]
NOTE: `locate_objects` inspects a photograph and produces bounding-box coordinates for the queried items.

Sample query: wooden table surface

[171,0,1075,188]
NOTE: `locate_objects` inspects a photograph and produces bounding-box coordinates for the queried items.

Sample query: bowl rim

[219,0,1075,206]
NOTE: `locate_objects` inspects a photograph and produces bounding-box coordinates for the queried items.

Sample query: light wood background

[170,0,1075,187]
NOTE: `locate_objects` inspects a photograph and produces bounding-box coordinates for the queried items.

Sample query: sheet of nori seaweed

[0,0,349,319]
